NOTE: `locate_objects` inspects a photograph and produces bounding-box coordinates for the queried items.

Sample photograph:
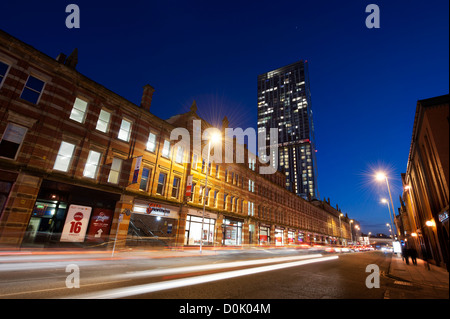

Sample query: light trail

[119,253,324,279]
[70,255,339,299]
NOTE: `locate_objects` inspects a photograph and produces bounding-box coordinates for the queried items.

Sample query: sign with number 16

[60,205,92,242]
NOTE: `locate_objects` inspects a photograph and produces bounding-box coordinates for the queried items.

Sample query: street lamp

[200,131,221,254]
[339,213,344,246]
[376,172,398,237]
[381,198,395,241]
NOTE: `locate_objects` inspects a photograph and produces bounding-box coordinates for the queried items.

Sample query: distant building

[399,94,449,270]
[257,61,319,200]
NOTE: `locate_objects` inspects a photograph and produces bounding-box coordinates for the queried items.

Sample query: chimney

[65,48,78,69]
[56,53,66,63]
[140,84,155,111]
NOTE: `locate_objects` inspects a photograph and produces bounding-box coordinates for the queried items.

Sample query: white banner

[60,204,92,242]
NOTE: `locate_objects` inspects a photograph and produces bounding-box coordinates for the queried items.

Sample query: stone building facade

[0,29,351,250]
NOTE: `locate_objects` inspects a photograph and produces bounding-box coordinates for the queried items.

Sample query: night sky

[1,0,448,235]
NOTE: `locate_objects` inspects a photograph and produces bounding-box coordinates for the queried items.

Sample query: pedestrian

[409,247,417,265]
[402,245,409,265]
[422,249,431,270]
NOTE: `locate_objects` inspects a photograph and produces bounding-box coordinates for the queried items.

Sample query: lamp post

[381,198,395,241]
[376,172,398,237]
[339,213,343,246]
[199,132,221,254]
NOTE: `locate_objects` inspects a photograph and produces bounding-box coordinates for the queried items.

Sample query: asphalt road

[0,249,398,300]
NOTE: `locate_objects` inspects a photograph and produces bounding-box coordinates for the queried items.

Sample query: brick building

[0,29,351,250]
[398,94,449,270]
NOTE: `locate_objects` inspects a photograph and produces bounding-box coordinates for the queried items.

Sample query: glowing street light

[376,172,398,237]
[200,131,222,254]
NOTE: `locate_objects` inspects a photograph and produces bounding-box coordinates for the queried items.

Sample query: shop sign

[60,205,92,242]
[146,203,170,216]
[131,156,143,184]
[134,201,175,217]
[185,175,193,197]
[86,208,114,242]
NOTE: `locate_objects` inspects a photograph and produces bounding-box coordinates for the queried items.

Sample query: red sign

[86,208,114,243]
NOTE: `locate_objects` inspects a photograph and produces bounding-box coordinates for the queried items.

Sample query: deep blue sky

[1,0,448,235]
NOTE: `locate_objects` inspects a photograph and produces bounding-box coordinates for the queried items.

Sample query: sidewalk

[386,254,449,299]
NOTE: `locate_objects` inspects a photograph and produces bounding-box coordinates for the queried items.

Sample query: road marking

[69,255,339,299]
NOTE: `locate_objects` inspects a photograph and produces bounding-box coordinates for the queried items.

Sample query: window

[0,61,9,87]
[83,150,101,179]
[118,118,132,142]
[69,98,88,123]
[156,172,167,195]
[223,193,228,209]
[20,75,45,104]
[215,165,219,178]
[96,109,111,133]
[204,187,210,205]
[248,179,255,192]
[140,167,151,191]
[172,176,181,198]
[249,158,256,171]
[146,132,157,152]
[214,190,219,207]
[0,123,27,160]
[161,140,170,158]
[175,146,183,163]
[108,158,122,184]
[192,154,198,170]
[248,201,254,216]
[53,141,75,172]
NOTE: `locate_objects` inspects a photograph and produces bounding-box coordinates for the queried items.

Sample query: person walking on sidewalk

[409,247,417,265]
[402,245,410,265]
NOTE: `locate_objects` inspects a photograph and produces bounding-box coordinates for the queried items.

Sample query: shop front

[275,227,284,246]
[22,180,119,248]
[287,230,296,245]
[222,217,243,246]
[259,224,271,245]
[185,209,216,246]
[128,200,179,247]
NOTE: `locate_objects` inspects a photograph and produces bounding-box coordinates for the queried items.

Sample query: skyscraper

[257,60,319,199]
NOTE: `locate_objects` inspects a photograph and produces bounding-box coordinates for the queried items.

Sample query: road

[0,248,447,302]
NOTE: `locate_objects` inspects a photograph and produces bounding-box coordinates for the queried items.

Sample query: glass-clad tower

[257,60,319,199]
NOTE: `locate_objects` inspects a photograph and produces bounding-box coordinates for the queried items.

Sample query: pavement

[385,254,449,299]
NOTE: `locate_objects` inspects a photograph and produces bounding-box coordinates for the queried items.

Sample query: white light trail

[70,255,339,299]
[119,253,324,279]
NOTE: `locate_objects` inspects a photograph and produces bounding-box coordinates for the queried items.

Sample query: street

[0,248,447,301]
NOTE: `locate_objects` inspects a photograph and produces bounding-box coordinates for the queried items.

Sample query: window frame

[69,97,89,124]
[0,60,11,89]
[20,74,46,105]
[83,150,102,179]
[156,172,167,195]
[118,118,132,142]
[95,109,112,133]
[108,157,123,184]
[53,141,76,172]
[0,122,28,160]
